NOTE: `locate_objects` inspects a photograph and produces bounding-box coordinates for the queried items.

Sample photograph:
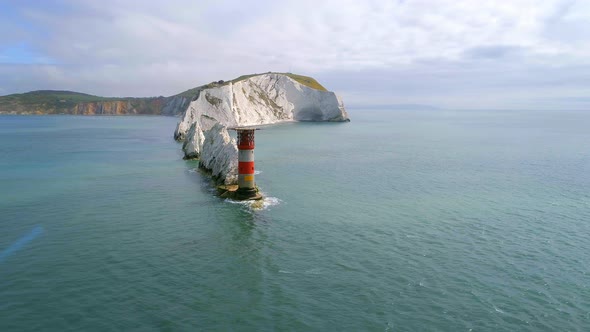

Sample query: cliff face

[175,73,349,184]
[198,123,239,185]
[0,91,190,116]
[71,100,133,115]
[174,73,349,141]
[67,96,190,115]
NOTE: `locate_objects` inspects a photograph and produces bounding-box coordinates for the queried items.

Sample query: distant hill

[0,89,194,116]
[0,72,327,115]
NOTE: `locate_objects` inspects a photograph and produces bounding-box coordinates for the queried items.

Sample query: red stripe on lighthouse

[238,161,255,174]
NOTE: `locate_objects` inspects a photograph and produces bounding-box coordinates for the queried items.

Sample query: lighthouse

[233,127,262,200]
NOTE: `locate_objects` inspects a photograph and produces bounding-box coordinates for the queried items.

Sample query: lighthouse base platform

[217,185,263,201]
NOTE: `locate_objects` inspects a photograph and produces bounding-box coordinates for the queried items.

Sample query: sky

[1,0,589,110]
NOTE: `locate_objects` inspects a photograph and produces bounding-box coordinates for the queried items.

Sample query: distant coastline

[0,90,191,116]
[0,72,333,116]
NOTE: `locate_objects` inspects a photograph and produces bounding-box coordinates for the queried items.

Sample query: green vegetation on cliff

[226,72,327,91]
[0,90,188,115]
[284,73,327,91]
[0,91,115,113]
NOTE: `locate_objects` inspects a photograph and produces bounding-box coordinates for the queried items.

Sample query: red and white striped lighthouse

[234,128,262,200]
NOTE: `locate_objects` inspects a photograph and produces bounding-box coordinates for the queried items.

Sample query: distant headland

[0,89,194,116]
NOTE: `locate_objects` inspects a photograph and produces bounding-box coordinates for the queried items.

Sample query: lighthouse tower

[234,128,262,200]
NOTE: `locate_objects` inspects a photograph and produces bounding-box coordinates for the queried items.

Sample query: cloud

[463,45,527,60]
[0,0,589,109]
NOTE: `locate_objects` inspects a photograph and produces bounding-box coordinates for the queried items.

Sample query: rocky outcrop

[176,73,349,184]
[198,123,238,185]
[182,122,205,159]
[175,73,349,142]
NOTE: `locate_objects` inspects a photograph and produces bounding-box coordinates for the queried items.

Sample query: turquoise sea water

[1,110,589,331]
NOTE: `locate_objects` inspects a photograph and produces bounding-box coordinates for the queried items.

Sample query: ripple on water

[3,112,590,331]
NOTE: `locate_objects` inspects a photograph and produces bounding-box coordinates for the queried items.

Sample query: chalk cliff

[198,123,239,185]
[174,73,348,141]
[175,73,349,184]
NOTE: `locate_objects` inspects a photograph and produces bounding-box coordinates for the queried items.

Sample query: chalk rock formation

[174,73,349,141]
[182,122,205,159]
[198,123,238,185]
[176,73,349,184]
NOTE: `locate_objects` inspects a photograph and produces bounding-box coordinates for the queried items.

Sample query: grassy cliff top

[284,73,327,91]
[224,72,327,91]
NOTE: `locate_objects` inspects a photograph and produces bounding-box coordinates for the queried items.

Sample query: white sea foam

[259,195,281,209]
[224,194,282,211]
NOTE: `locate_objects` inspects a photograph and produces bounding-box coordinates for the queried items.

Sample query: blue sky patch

[0,42,54,64]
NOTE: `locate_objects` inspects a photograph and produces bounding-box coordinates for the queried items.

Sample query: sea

[1,109,589,331]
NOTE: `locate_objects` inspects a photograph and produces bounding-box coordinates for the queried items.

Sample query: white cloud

[1,0,589,109]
